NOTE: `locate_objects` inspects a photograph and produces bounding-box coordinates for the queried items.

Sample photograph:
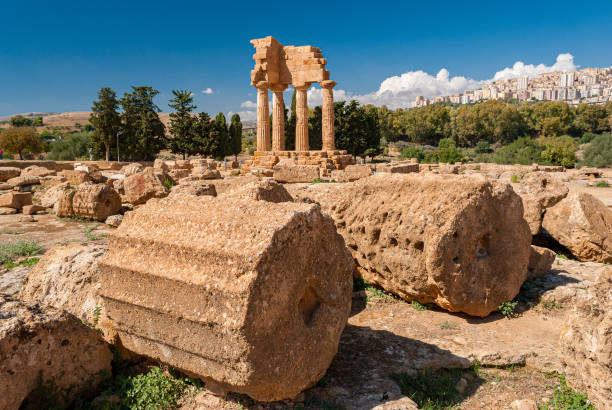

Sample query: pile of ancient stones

[2,160,612,408]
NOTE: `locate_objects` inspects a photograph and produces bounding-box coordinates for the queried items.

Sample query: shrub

[579,133,612,168]
[492,137,543,165]
[579,132,598,144]
[510,174,520,183]
[596,181,610,188]
[540,374,594,410]
[474,140,492,154]
[47,132,93,161]
[400,147,424,161]
[540,136,577,167]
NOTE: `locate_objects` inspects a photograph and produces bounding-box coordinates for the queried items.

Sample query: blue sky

[1,0,611,118]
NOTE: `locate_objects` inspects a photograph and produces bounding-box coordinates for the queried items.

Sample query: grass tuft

[0,239,44,268]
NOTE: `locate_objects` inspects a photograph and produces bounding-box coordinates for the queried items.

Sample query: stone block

[0,191,32,209]
[273,165,320,183]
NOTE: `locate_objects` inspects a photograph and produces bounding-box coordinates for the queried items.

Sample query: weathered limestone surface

[20,242,108,326]
[514,172,568,235]
[98,194,354,401]
[120,163,144,176]
[256,85,270,152]
[0,295,112,409]
[72,182,122,221]
[21,165,56,178]
[542,192,612,263]
[0,191,32,209]
[527,245,556,279]
[60,169,92,185]
[321,81,336,151]
[169,181,218,198]
[295,86,309,151]
[7,175,40,188]
[332,164,372,182]
[0,167,21,182]
[273,164,320,183]
[222,180,293,203]
[123,167,169,205]
[559,268,612,410]
[271,87,286,151]
[292,174,532,317]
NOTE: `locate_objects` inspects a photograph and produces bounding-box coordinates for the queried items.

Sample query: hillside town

[415,66,612,107]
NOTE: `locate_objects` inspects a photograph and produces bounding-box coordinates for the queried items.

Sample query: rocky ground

[1,211,607,409]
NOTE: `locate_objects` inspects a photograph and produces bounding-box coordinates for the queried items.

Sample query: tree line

[374,99,612,147]
[89,86,242,161]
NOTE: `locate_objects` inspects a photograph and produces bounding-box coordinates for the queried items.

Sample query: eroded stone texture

[559,268,612,410]
[0,191,32,209]
[21,165,56,178]
[169,181,217,198]
[72,183,122,221]
[514,172,568,235]
[0,167,20,182]
[123,167,169,205]
[527,245,556,279]
[0,295,112,409]
[222,179,293,203]
[542,192,612,263]
[273,164,320,183]
[98,194,354,401]
[296,174,532,317]
[7,175,40,188]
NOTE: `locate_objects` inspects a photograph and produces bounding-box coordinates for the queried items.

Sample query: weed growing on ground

[510,174,520,183]
[439,321,457,329]
[411,300,429,311]
[392,367,480,410]
[164,177,174,189]
[595,180,609,188]
[541,299,562,311]
[83,224,103,241]
[3,257,40,270]
[540,374,594,410]
[60,215,93,222]
[498,301,518,317]
[353,277,397,303]
[312,178,336,184]
[0,239,44,268]
[0,229,23,235]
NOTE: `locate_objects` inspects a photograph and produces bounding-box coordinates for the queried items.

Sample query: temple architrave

[242,36,354,175]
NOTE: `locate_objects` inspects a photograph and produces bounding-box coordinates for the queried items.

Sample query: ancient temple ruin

[243,36,354,175]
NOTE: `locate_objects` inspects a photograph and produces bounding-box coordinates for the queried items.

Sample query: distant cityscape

[415,66,612,107]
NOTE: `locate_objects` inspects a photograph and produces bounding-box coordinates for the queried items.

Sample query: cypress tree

[229,113,243,160]
[168,90,196,160]
[90,87,121,161]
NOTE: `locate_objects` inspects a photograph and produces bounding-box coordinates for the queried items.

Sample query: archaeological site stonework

[242,36,354,177]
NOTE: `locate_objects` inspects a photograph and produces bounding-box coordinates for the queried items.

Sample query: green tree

[308,106,323,150]
[47,132,93,161]
[213,112,230,159]
[492,137,544,165]
[168,90,197,159]
[579,133,612,168]
[285,90,296,150]
[0,127,43,159]
[574,104,610,135]
[193,112,215,157]
[399,104,450,145]
[540,135,577,167]
[228,113,243,160]
[120,86,166,161]
[335,100,381,160]
[90,87,122,161]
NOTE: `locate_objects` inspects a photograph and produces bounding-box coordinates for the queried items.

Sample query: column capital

[320,80,337,89]
[270,84,289,93]
[255,81,269,90]
[293,84,311,91]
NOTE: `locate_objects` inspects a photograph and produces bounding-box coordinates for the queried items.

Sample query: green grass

[392,367,479,410]
[0,239,44,268]
[353,277,397,303]
[411,300,430,311]
[510,174,520,183]
[3,257,40,270]
[595,180,609,188]
[541,299,562,311]
[498,301,518,318]
[164,177,174,189]
[83,224,103,241]
[539,374,594,410]
[0,229,24,235]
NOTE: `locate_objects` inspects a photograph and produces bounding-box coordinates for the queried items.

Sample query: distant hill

[0,112,58,122]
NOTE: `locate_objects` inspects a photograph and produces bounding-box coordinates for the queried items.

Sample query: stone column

[256,82,270,152]
[321,80,337,151]
[295,85,310,152]
[271,87,287,151]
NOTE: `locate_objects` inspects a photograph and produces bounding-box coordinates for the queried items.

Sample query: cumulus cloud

[240,100,257,108]
[228,110,256,121]
[202,88,213,95]
[492,53,577,81]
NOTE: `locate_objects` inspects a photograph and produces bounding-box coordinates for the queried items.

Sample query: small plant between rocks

[539,373,594,410]
[595,180,609,188]
[498,301,518,318]
[0,238,44,269]
[411,300,430,311]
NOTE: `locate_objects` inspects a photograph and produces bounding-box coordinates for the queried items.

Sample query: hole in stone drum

[298,286,321,326]
[414,241,424,251]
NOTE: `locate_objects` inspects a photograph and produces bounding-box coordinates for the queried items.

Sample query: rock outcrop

[72,183,122,221]
[296,174,532,317]
[0,295,112,409]
[123,167,169,205]
[98,194,354,401]
[542,192,612,263]
[559,268,611,410]
[514,172,568,235]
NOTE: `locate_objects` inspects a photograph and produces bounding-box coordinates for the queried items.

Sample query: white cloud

[492,53,577,81]
[228,110,256,121]
[240,100,257,108]
[202,88,214,95]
